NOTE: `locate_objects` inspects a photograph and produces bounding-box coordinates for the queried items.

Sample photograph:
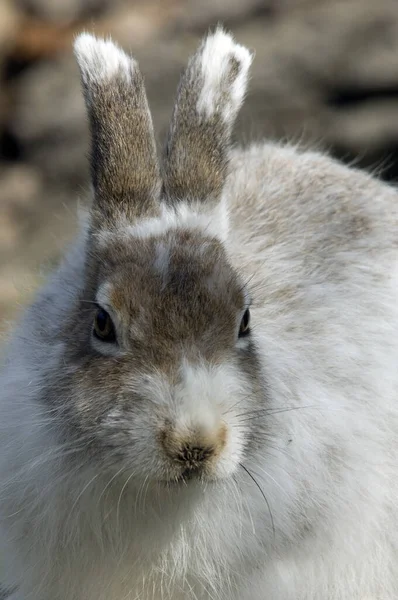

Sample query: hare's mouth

[164,471,200,486]
[160,468,215,488]
[179,468,209,483]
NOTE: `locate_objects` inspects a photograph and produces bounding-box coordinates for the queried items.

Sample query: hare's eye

[239,308,251,338]
[93,308,116,343]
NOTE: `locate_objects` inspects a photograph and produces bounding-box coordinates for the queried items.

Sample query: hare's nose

[160,425,227,470]
[176,442,215,466]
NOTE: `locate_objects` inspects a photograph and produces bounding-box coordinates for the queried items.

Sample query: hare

[0,27,398,600]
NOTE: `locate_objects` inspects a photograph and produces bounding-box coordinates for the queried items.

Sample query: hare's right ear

[163,28,252,208]
[74,34,161,233]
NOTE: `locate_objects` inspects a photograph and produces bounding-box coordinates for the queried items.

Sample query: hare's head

[58,30,262,484]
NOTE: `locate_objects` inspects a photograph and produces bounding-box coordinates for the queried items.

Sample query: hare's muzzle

[159,423,227,477]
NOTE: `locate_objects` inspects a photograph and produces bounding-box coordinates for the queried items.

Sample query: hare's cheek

[212,416,249,478]
[97,405,156,454]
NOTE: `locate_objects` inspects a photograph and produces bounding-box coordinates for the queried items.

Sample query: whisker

[97,465,128,506]
[116,470,136,530]
[136,474,150,514]
[65,472,100,527]
[234,405,320,420]
[222,394,257,417]
[249,464,288,498]
[239,463,275,539]
[238,273,256,296]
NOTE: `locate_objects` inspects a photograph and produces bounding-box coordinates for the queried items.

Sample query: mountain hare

[1,27,398,600]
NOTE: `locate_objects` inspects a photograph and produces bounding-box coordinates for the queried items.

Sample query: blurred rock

[11,56,88,185]
[0,265,41,334]
[0,165,42,258]
[178,0,270,29]
[16,0,123,24]
[0,0,20,128]
[326,101,398,153]
[0,0,19,54]
[97,0,183,49]
[234,0,398,160]
[13,18,77,60]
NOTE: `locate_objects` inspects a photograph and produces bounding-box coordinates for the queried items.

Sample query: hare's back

[226,143,398,283]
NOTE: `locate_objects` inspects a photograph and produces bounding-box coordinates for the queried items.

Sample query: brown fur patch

[81,62,161,229]
[92,230,245,370]
[159,421,227,471]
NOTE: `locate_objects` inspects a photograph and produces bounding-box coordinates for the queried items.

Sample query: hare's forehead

[95,231,245,315]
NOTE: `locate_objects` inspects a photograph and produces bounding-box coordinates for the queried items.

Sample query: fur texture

[74,34,132,85]
[1,28,398,600]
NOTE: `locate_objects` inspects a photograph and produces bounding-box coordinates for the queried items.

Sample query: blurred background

[1,0,398,331]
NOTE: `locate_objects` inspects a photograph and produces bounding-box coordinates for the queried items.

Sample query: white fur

[153,242,170,283]
[94,198,229,247]
[74,33,133,86]
[176,361,247,477]
[195,28,253,123]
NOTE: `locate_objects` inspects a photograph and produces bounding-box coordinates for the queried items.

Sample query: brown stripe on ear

[163,28,253,206]
[74,34,161,229]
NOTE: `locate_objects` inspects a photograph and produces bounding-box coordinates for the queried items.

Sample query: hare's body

[1,30,398,600]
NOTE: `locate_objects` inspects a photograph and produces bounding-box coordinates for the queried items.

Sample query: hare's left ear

[74,34,161,232]
[163,28,253,208]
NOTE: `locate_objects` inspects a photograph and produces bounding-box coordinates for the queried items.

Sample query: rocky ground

[1,0,398,333]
